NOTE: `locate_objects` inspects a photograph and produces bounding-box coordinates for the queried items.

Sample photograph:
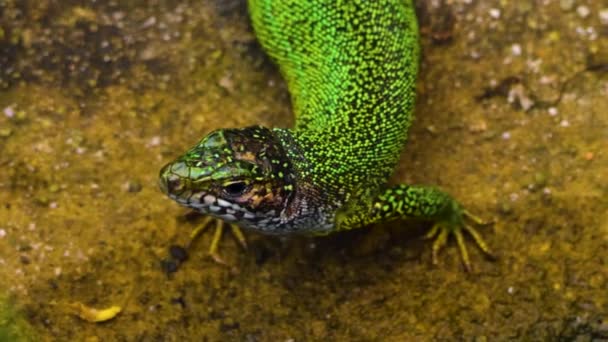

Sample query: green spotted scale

[159,0,493,270]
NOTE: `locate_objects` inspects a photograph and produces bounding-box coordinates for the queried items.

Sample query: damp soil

[0,0,607,340]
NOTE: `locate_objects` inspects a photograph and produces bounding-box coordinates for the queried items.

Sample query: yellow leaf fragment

[72,303,122,323]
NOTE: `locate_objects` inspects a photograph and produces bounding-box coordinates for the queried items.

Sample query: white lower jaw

[168,193,261,225]
[220,214,237,222]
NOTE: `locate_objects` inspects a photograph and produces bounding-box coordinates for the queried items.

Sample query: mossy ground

[0,294,35,342]
[0,0,606,340]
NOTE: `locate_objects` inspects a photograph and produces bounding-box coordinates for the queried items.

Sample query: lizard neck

[270,128,345,234]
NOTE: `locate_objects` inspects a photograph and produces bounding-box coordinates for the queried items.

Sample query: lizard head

[159,126,296,228]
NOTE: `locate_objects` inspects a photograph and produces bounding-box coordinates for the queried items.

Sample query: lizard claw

[205,219,248,266]
[426,209,495,272]
[229,224,248,251]
[166,216,248,273]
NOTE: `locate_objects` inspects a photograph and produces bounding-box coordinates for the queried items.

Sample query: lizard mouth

[160,172,260,225]
[168,190,260,224]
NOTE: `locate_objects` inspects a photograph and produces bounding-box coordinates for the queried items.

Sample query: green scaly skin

[159,0,493,270]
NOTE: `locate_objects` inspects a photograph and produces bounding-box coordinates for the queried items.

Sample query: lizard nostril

[163,173,184,194]
[159,163,186,195]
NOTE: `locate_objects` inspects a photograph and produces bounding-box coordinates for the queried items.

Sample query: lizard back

[249,0,420,196]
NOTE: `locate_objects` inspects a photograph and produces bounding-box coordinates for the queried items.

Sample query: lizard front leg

[336,185,494,271]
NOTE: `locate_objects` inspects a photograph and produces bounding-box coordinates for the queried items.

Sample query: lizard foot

[423,209,495,272]
[163,217,247,274]
[187,216,248,265]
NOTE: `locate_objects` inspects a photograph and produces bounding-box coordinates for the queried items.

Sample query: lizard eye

[222,181,248,196]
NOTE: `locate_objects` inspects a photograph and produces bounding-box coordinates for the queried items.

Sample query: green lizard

[159,0,493,270]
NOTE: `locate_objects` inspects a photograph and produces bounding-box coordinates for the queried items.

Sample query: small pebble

[3,106,14,118]
[0,229,6,238]
[20,255,31,265]
[586,27,598,40]
[560,119,570,127]
[501,131,511,140]
[147,136,161,147]
[600,9,608,25]
[169,245,188,262]
[548,107,558,116]
[218,75,235,92]
[489,8,501,19]
[576,5,590,18]
[508,84,534,111]
[511,44,522,56]
[141,16,156,29]
[170,296,187,308]
[125,180,143,193]
[160,259,179,274]
[469,120,487,133]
